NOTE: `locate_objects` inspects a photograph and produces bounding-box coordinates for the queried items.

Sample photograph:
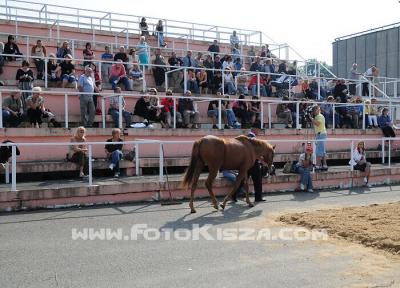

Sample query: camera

[303,105,314,122]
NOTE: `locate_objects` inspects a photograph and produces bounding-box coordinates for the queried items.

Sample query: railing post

[268,103,272,129]
[118,95,123,129]
[221,72,225,95]
[332,103,335,130]
[257,72,260,97]
[159,143,164,183]
[218,99,222,129]
[44,57,48,88]
[11,145,17,192]
[165,71,168,92]
[135,143,140,176]
[71,39,75,59]
[350,141,354,172]
[0,91,3,128]
[45,4,48,24]
[5,161,9,184]
[288,76,292,98]
[183,68,187,92]
[388,139,391,168]
[260,100,264,129]
[382,138,385,164]
[173,97,176,129]
[362,102,366,130]
[26,36,29,58]
[102,97,106,128]
[64,93,69,129]
[296,102,300,129]
[88,144,93,186]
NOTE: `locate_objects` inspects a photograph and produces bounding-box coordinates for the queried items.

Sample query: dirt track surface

[279,202,400,255]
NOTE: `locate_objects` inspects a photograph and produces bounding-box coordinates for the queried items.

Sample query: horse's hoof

[248,202,254,208]
[220,203,225,210]
[190,209,196,214]
[213,203,219,210]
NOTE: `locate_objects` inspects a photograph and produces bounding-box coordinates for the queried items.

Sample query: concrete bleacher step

[0,164,398,212]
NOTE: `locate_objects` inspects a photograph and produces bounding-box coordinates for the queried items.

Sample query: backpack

[282,161,292,174]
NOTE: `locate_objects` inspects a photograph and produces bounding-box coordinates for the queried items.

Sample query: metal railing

[0,136,396,191]
[0,0,266,47]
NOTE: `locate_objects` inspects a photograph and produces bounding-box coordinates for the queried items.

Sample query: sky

[33,0,400,65]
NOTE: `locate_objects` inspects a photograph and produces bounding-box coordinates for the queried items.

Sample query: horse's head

[252,139,275,176]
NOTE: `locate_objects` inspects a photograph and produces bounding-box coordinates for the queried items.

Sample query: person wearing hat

[245,129,265,202]
[295,142,315,192]
[312,105,328,170]
[26,87,45,128]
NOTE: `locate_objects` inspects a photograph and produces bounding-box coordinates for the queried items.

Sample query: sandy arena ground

[279,201,400,255]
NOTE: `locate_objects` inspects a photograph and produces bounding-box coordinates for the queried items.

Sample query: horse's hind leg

[189,161,204,213]
[220,171,247,210]
[205,167,219,211]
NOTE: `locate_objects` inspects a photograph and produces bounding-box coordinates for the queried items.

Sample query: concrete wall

[333,27,400,97]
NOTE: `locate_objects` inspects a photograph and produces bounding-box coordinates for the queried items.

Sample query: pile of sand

[279,202,400,255]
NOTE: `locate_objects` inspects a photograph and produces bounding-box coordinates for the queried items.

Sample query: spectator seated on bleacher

[57,54,77,89]
[128,62,144,91]
[250,96,261,127]
[139,17,150,36]
[56,41,72,63]
[247,46,256,65]
[101,45,113,81]
[133,94,162,124]
[46,53,59,85]
[67,126,89,178]
[105,128,124,178]
[333,79,348,103]
[2,90,24,128]
[4,35,22,61]
[31,39,46,80]
[16,60,34,106]
[211,70,222,94]
[207,40,220,56]
[182,50,197,68]
[82,42,95,67]
[294,142,315,193]
[276,96,293,128]
[179,91,200,129]
[321,96,338,128]
[223,95,241,129]
[160,90,183,128]
[249,73,267,97]
[349,141,372,187]
[271,73,298,97]
[26,86,45,128]
[233,58,242,77]
[109,59,131,91]
[222,55,234,71]
[207,98,231,129]
[249,56,262,72]
[236,68,249,95]
[113,46,128,66]
[181,69,199,94]
[378,107,396,139]
[213,54,222,71]
[108,87,132,128]
[232,94,251,128]
[196,68,208,94]
[223,67,236,95]
[127,48,138,71]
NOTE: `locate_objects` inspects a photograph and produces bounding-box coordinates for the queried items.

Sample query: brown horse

[182,135,275,213]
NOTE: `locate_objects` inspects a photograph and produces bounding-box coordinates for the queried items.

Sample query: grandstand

[1,0,400,212]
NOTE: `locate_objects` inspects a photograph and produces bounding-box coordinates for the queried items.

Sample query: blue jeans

[109,108,132,128]
[296,165,313,190]
[222,170,245,195]
[2,110,24,127]
[109,76,130,91]
[157,32,165,47]
[224,82,236,95]
[251,84,266,97]
[315,133,327,157]
[237,84,248,95]
[110,150,123,172]
[226,109,240,128]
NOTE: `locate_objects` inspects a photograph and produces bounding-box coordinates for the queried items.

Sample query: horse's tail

[182,140,201,188]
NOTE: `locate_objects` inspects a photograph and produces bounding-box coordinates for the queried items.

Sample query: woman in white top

[68,126,89,178]
[295,142,315,192]
[349,141,372,187]
[223,67,236,95]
